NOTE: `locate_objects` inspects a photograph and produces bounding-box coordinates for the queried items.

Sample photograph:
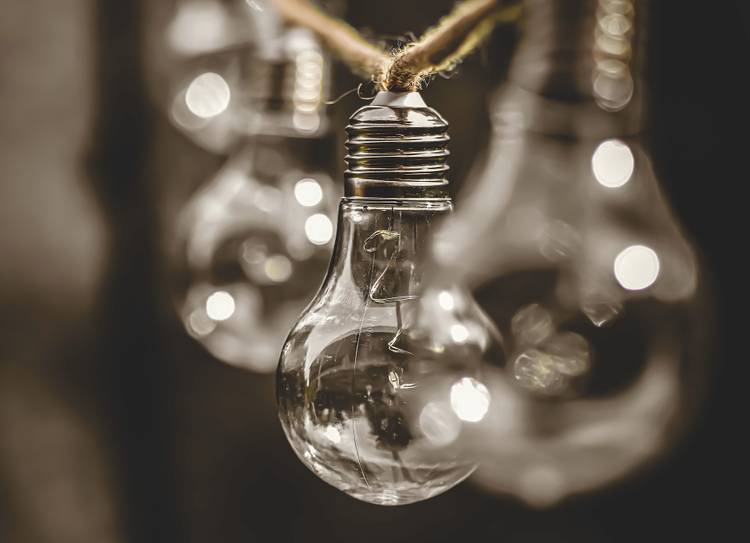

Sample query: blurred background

[0,0,746,541]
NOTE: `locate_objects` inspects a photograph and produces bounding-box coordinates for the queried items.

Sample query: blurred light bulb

[426,0,710,508]
[165,8,337,373]
[159,2,330,153]
[277,93,501,506]
[175,143,338,374]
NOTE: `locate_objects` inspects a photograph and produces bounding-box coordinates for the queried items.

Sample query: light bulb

[176,140,339,373]
[426,0,711,507]
[157,1,330,152]
[277,92,502,506]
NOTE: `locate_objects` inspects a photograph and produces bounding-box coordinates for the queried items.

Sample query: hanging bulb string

[323,81,379,105]
[271,0,390,81]
[270,0,521,91]
[383,0,521,91]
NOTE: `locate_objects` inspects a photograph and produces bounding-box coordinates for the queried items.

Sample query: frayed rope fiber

[271,0,521,92]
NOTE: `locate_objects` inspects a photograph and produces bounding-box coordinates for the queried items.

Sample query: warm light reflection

[293,47,324,126]
[264,254,293,283]
[581,298,622,327]
[513,350,565,395]
[170,93,210,131]
[547,333,591,376]
[292,112,321,132]
[294,178,323,207]
[598,13,632,36]
[205,290,236,321]
[185,72,231,119]
[419,402,461,447]
[241,238,267,267]
[513,330,592,396]
[450,378,490,423]
[167,1,228,55]
[450,323,469,343]
[188,308,216,337]
[592,65,634,112]
[614,245,660,290]
[511,303,553,346]
[323,426,341,444]
[593,0,635,111]
[592,139,634,188]
[304,213,333,245]
[437,290,455,311]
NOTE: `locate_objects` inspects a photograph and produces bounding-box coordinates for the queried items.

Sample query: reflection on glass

[176,144,338,373]
[419,401,461,447]
[205,290,236,321]
[592,139,634,188]
[277,200,499,506]
[614,244,660,290]
[593,0,635,111]
[294,178,323,207]
[449,378,491,422]
[185,72,231,118]
[167,1,231,55]
[304,213,334,245]
[277,95,501,505]
[423,0,710,507]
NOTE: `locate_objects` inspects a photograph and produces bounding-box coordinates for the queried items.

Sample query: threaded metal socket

[345,92,450,199]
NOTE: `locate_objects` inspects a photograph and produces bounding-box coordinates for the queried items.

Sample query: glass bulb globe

[426,0,712,507]
[277,93,501,505]
[175,140,339,372]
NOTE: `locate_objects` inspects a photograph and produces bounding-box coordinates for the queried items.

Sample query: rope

[270,0,521,91]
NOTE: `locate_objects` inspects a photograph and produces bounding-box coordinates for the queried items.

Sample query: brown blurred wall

[0,1,120,542]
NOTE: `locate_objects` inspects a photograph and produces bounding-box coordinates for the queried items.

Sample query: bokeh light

[205,290,236,321]
[614,245,660,290]
[304,213,333,245]
[185,72,231,119]
[264,254,293,283]
[450,378,490,423]
[294,178,323,207]
[592,139,635,188]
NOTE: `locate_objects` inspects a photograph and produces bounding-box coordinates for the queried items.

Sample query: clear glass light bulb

[277,92,501,506]
[426,0,712,507]
[175,139,339,373]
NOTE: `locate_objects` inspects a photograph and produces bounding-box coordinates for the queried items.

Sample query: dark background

[0,1,746,541]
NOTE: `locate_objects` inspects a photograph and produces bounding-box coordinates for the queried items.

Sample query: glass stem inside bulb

[323,198,452,486]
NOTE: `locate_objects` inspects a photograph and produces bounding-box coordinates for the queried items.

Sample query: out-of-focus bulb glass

[277,93,501,506]
[427,0,711,507]
[155,0,330,152]
[175,141,338,373]
[165,1,338,372]
[184,71,232,119]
